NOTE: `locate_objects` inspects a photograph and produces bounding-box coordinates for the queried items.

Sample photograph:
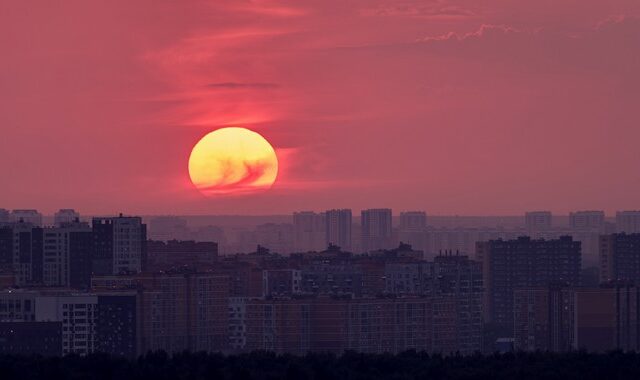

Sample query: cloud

[207,82,280,89]
[417,24,520,42]
[360,3,477,20]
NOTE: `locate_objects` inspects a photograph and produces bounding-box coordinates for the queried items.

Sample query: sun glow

[188,127,278,195]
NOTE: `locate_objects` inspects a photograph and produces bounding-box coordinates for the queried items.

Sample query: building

[325,209,352,251]
[54,209,80,227]
[398,211,427,253]
[293,211,326,252]
[570,211,605,230]
[146,240,218,270]
[6,221,94,288]
[0,209,9,225]
[12,223,44,286]
[423,226,526,261]
[599,233,640,283]
[400,211,427,231]
[36,294,99,356]
[525,211,552,236]
[95,293,137,357]
[10,209,42,227]
[0,322,62,356]
[138,271,230,354]
[228,297,250,350]
[616,211,640,234]
[574,285,640,351]
[513,286,575,352]
[43,222,93,288]
[361,209,393,252]
[244,298,312,354]
[301,262,363,296]
[310,297,432,354]
[511,284,640,353]
[384,262,432,295]
[263,269,302,297]
[476,236,581,336]
[0,290,37,321]
[431,254,483,354]
[0,226,13,271]
[92,215,147,275]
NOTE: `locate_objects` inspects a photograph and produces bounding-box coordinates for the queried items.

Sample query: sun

[188,127,278,195]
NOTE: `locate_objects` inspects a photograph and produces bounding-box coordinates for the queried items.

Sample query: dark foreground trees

[1,350,640,380]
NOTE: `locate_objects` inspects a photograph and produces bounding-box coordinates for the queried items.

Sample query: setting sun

[188,127,278,195]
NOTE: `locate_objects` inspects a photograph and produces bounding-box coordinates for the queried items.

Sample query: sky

[1,0,639,215]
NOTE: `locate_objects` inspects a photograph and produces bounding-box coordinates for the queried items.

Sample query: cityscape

[4,0,640,378]
[1,208,640,357]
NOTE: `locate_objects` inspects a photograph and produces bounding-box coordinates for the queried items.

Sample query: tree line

[1,350,640,380]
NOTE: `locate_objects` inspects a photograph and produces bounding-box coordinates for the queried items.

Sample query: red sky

[2,0,640,215]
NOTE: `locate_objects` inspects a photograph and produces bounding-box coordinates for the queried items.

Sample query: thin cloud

[207,82,280,89]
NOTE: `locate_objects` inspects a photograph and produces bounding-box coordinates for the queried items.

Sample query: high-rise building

[325,209,352,251]
[398,211,427,253]
[0,209,9,225]
[574,285,640,352]
[400,211,427,230]
[524,211,552,236]
[92,215,147,275]
[599,233,640,283]
[10,209,43,226]
[616,211,640,233]
[54,209,80,227]
[263,269,302,297]
[4,221,93,288]
[138,271,230,353]
[384,262,432,295]
[570,211,605,230]
[244,298,312,354]
[95,293,137,357]
[0,322,62,356]
[36,294,99,356]
[254,223,293,254]
[513,286,575,352]
[308,297,432,354]
[431,254,484,354]
[476,236,581,335]
[361,208,393,252]
[12,224,44,286]
[0,227,12,271]
[293,211,326,252]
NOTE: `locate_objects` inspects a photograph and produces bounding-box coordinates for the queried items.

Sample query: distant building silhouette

[10,209,42,226]
[616,211,640,233]
[325,209,352,251]
[398,211,427,253]
[54,209,80,227]
[525,211,552,236]
[570,210,605,230]
[293,211,326,252]
[361,208,393,252]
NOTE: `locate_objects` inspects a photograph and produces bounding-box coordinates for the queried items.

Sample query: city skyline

[3,0,640,369]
